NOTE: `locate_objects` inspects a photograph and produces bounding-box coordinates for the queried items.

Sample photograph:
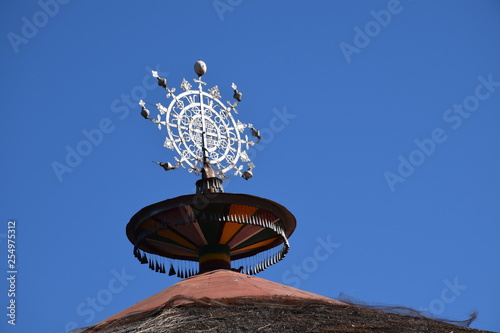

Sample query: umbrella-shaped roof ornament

[129,61,296,278]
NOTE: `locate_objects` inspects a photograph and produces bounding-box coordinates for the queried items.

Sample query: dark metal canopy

[127,192,296,276]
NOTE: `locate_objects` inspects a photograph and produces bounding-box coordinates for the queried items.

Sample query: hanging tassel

[169,263,176,276]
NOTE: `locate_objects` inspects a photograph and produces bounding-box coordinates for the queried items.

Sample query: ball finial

[194,60,207,77]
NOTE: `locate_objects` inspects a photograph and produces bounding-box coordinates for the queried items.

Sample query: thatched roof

[80,270,494,333]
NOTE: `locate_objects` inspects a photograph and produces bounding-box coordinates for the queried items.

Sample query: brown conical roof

[81,270,494,333]
[99,269,343,324]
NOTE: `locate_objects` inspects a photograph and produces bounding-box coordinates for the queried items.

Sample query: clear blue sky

[1,1,499,332]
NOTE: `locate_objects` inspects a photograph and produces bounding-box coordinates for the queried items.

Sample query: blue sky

[1,1,499,332]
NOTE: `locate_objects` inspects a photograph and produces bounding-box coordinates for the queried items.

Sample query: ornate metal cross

[139,60,260,180]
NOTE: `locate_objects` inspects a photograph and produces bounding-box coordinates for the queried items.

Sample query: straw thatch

[81,296,494,333]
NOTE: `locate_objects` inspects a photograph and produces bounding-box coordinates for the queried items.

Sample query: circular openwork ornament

[164,90,251,175]
[140,62,259,179]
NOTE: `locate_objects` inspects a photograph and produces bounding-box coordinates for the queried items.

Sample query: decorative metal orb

[194,60,207,77]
